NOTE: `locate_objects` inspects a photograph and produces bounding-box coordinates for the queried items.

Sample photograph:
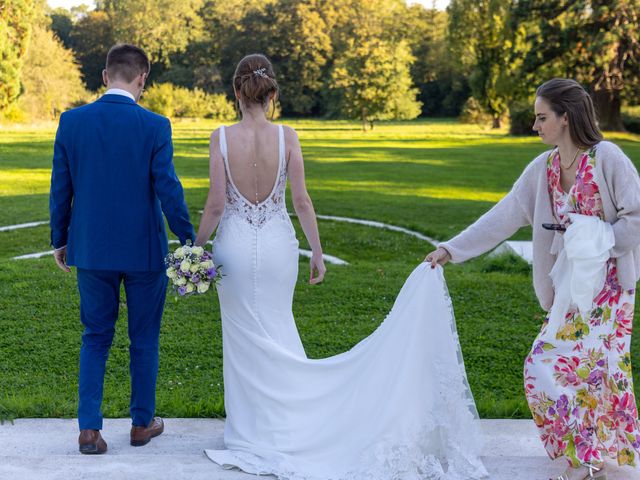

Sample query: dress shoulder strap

[219,125,228,159]
[219,125,233,179]
[278,124,285,171]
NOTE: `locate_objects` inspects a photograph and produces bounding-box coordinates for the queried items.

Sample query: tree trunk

[492,114,501,129]
[362,107,367,132]
[591,88,625,131]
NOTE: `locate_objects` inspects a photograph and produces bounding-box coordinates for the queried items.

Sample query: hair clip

[253,68,268,78]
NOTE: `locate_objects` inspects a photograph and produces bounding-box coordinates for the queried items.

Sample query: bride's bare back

[194,53,325,285]
[224,122,281,205]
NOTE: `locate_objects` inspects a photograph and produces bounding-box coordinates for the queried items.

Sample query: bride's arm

[195,129,226,247]
[285,126,326,284]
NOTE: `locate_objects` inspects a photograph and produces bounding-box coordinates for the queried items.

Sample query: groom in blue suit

[49,44,195,454]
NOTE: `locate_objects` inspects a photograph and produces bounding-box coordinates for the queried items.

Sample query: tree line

[1,0,639,132]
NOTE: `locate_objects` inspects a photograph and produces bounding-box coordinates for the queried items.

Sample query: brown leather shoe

[78,429,107,455]
[130,416,164,447]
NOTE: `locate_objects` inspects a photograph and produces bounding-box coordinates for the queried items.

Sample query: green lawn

[1,118,640,420]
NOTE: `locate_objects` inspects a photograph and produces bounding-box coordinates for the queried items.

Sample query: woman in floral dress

[426,78,640,480]
[524,138,639,479]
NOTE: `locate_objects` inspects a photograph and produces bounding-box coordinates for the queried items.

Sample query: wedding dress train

[204,125,488,480]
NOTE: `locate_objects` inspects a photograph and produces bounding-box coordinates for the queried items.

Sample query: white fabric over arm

[544,213,614,340]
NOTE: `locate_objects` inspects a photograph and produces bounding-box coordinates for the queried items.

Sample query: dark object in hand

[542,223,566,232]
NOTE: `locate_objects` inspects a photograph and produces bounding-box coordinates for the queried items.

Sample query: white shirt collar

[104,88,136,101]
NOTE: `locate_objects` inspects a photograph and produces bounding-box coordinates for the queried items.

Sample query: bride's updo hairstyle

[233,54,279,118]
[536,78,603,148]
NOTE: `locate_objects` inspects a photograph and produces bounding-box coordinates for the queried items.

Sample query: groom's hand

[424,247,451,269]
[53,246,71,273]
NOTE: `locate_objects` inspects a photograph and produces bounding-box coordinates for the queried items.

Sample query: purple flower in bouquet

[191,274,201,284]
[178,286,187,296]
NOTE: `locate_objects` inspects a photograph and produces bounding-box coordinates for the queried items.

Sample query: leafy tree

[156,40,224,92]
[198,0,331,115]
[404,4,469,116]
[0,0,38,112]
[325,0,421,128]
[47,6,73,48]
[102,0,204,65]
[320,0,406,47]
[68,11,114,91]
[189,0,430,119]
[511,0,640,131]
[255,0,332,115]
[448,0,513,128]
[196,0,263,90]
[18,19,87,120]
[329,36,421,130]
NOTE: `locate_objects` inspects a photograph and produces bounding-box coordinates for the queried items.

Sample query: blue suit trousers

[76,268,167,430]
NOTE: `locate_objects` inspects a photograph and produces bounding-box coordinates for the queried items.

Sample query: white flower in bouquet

[180,259,191,272]
[190,263,199,274]
[192,246,204,257]
[166,267,178,279]
[175,276,187,286]
[197,282,210,294]
[186,283,195,294]
[174,247,185,259]
[203,260,214,269]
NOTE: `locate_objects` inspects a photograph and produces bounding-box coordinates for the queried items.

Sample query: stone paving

[1,418,638,480]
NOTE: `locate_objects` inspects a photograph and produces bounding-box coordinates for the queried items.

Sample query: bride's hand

[310,252,326,284]
[424,247,451,269]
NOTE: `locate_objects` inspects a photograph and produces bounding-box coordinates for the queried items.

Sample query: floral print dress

[524,147,640,469]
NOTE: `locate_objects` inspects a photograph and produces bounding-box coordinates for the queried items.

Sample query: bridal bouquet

[165,243,222,297]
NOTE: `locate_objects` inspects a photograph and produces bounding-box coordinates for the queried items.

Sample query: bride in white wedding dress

[194,54,488,480]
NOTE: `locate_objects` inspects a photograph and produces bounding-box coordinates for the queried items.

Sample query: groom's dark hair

[106,44,150,83]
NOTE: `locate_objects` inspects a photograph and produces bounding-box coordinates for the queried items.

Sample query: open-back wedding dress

[204,125,488,480]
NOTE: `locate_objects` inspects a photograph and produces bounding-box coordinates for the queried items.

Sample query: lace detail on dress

[215,383,487,480]
[222,162,289,229]
[219,124,290,230]
[220,426,488,480]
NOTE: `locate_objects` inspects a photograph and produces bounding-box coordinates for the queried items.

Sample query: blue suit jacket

[49,94,195,271]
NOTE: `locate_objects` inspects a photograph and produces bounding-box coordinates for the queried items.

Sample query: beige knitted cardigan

[439,141,640,311]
